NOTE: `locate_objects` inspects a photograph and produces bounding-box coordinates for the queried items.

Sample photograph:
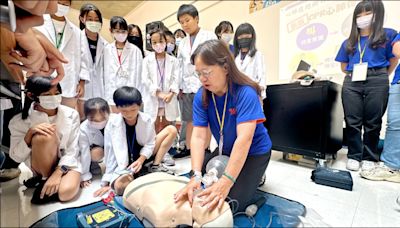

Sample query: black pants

[202,150,271,212]
[342,68,389,162]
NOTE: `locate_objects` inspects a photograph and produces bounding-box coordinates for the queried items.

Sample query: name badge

[117,67,128,78]
[352,62,368,82]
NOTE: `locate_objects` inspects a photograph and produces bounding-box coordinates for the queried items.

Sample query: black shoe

[173,148,191,159]
[31,179,59,205]
[258,173,266,187]
[23,175,42,188]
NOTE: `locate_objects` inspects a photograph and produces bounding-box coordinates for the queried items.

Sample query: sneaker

[360,165,400,183]
[173,148,191,159]
[0,168,21,182]
[148,164,174,175]
[23,175,42,188]
[258,173,266,187]
[346,159,360,171]
[361,160,376,171]
[31,179,59,205]
[162,153,175,166]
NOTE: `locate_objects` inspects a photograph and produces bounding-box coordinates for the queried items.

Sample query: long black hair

[215,21,234,39]
[233,23,257,58]
[22,77,62,119]
[79,3,103,30]
[128,24,145,57]
[110,16,128,31]
[346,0,386,54]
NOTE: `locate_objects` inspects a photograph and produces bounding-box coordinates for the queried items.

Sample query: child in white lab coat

[94,87,177,197]
[104,16,143,113]
[233,23,267,100]
[79,98,110,188]
[9,76,81,204]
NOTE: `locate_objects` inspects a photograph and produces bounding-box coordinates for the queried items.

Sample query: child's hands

[128,160,143,173]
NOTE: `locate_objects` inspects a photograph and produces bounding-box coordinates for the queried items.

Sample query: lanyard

[156,58,166,89]
[52,21,67,49]
[358,36,368,64]
[211,91,228,155]
[116,47,123,66]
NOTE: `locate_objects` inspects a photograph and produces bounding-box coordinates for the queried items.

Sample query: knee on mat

[58,184,79,202]
[165,125,178,137]
[90,147,104,162]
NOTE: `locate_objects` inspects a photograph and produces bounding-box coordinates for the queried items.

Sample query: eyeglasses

[195,69,213,78]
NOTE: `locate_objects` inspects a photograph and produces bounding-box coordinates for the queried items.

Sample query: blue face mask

[166,43,175,54]
[175,38,182,46]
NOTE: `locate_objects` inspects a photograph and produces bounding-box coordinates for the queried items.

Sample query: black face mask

[237,38,252,49]
[128,36,141,46]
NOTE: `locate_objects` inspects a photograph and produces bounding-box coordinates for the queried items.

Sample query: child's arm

[78,127,92,182]
[58,110,80,169]
[8,115,31,163]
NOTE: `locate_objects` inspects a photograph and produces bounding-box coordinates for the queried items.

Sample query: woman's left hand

[41,170,62,199]
[197,177,233,211]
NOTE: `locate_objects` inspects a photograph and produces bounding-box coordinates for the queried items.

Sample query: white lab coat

[235,51,267,99]
[78,120,104,181]
[142,52,180,122]
[35,15,88,98]
[103,41,143,105]
[177,28,217,93]
[102,112,155,184]
[9,105,81,171]
[80,30,107,100]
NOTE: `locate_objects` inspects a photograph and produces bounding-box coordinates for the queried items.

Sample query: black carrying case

[311,167,353,191]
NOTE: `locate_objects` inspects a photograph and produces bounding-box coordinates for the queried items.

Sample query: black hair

[84,97,110,118]
[215,21,234,39]
[79,3,103,30]
[128,24,145,57]
[165,30,174,39]
[22,77,62,119]
[346,0,387,54]
[150,28,167,44]
[234,23,257,58]
[113,86,142,107]
[177,4,198,21]
[174,29,186,38]
[110,16,128,31]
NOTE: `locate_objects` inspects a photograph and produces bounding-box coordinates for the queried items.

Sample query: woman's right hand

[174,178,201,205]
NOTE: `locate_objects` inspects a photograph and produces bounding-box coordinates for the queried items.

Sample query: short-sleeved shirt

[125,122,142,163]
[391,33,400,85]
[335,28,397,72]
[193,84,272,156]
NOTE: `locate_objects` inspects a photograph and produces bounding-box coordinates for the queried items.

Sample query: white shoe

[162,153,175,166]
[361,160,376,171]
[360,165,400,183]
[346,159,360,171]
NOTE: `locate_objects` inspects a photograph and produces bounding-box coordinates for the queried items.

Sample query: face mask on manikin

[221,33,233,44]
[114,33,128,43]
[237,38,252,49]
[356,14,373,29]
[85,21,102,33]
[55,4,70,17]
[175,38,182,46]
[38,95,62,110]
[166,43,175,54]
[88,120,107,130]
[152,43,166,54]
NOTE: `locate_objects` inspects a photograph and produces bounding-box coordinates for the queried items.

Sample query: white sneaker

[360,165,400,183]
[346,159,360,171]
[361,160,376,171]
[162,153,175,166]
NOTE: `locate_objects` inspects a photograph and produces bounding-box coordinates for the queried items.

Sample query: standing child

[233,23,267,100]
[215,21,235,54]
[165,30,177,56]
[9,76,81,204]
[335,0,397,171]
[79,98,110,187]
[104,16,143,113]
[127,24,145,58]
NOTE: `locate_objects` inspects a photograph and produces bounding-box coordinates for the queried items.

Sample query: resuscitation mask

[38,94,62,110]
[175,38,182,46]
[221,33,233,44]
[202,155,229,187]
[237,38,252,49]
[55,4,70,17]
[357,14,373,29]
[85,21,102,33]
[114,33,128,43]
[152,43,166,54]
[166,43,175,54]
[88,119,107,130]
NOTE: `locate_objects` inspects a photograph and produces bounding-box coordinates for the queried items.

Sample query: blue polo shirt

[193,84,272,156]
[335,28,397,72]
[392,33,400,85]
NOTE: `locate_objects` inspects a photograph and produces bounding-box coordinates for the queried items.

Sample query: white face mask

[38,95,62,110]
[175,38,182,46]
[220,33,233,44]
[152,43,166,54]
[88,120,107,130]
[55,4,70,17]
[86,21,102,33]
[357,14,373,29]
[114,33,128,43]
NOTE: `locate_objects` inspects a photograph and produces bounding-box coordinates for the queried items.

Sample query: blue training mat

[31,190,305,228]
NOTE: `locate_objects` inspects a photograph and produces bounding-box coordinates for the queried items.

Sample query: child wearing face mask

[165,30,177,56]
[335,0,398,172]
[127,24,145,58]
[79,98,110,188]
[35,0,88,111]
[9,76,81,205]
[215,21,235,54]
[79,3,107,120]
[174,29,186,48]
[104,16,143,113]
[233,23,266,100]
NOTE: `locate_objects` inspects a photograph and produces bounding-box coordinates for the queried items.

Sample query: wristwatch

[58,165,70,175]
[0,1,16,32]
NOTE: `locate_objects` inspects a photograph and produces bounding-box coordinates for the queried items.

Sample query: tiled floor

[1,149,399,227]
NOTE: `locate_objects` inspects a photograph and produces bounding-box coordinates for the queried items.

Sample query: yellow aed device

[77,204,131,228]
